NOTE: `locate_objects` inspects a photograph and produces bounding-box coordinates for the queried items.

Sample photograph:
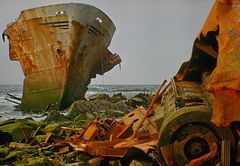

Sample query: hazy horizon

[0,0,214,85]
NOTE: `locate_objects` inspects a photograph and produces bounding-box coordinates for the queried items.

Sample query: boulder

[88,93,110,101]
[67,99,129,121]
[44,110,70,123]
[110,93,127,103]
[104,109,125,118]
[0,118,41,142]
[129,93,153,108]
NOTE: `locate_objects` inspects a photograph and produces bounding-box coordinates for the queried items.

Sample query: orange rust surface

[103,121,126,140]
[82,123,99,141]
[179,0,240,126]
[188,143,218,166]
[4,14,70,75]
[205,0,240,126]
[206,0,240,90]
[60,108,159,158]
[211,89,240,126]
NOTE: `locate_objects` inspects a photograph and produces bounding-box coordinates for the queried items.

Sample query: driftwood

[4,98,20,105]
[7,93,21,101]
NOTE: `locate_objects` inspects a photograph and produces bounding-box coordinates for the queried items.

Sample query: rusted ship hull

[3,3,121,111]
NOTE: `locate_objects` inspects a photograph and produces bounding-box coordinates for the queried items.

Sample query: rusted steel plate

[103,121,126,140]
[200,0,240,126]
[114,134,158,150]
[82,122,99,141]
[122,108,158,137]
[66,138,128,157]
[61,110,159,158]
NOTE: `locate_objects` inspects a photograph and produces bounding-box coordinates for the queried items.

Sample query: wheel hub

[184,137,210,160]
[171,124,219,165]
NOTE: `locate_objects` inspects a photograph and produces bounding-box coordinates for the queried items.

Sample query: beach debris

[1,0,240,165]
[38,83,164,163]
[0,78,234,165]
[0,90,157,165]
[4,98,20,105]
[0,90,161,165]
[0,78,238,165]
[6,93,21,101]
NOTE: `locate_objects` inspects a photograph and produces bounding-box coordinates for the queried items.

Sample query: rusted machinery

[157,0,240,164]
[2,0,240,165]
[156,79,234,165]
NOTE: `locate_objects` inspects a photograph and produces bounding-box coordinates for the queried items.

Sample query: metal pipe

[131,79,167,139]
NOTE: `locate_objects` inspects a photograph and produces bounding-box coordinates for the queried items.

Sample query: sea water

[0,84,158,121]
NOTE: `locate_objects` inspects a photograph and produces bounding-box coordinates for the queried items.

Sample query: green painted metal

[155,79,224,164]
[157,105,213,146]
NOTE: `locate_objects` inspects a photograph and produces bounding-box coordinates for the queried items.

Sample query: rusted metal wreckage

[45,0,240,165]
[2,3,121,111]
[2,0,240,165]
[46,78,234,165]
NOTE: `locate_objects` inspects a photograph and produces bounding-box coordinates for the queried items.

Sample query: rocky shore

[0,93,154,166]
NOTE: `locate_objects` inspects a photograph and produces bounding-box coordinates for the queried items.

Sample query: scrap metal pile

[1,0,240,165]
[45,81,166,163]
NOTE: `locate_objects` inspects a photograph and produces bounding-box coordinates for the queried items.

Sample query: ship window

[56,11,66,15]
[96,17,103,23]
[57,49,63,56]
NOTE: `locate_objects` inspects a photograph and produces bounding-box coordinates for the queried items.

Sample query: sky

[0,0,214,85]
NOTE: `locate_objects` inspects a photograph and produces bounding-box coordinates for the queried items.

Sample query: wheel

[163,123,220,165]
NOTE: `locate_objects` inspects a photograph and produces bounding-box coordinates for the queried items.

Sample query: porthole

[56,48,63,56]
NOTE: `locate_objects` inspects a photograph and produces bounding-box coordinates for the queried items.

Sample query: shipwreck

[2,3,121,111]
[1,0,240,165]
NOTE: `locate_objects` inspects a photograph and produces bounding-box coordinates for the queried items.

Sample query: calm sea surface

[0,84,158,121]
